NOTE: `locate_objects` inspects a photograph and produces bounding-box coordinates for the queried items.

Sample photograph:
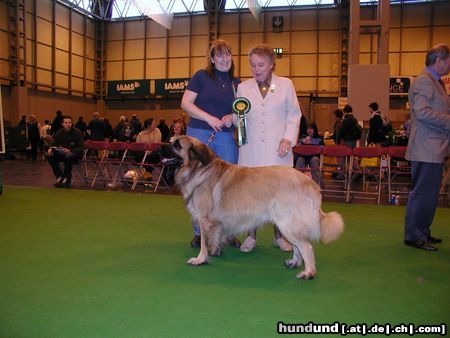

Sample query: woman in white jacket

[232,44,302,252]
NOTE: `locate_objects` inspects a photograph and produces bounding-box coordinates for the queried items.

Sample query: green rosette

[232,97,250,146]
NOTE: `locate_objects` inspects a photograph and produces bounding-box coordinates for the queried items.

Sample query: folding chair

[347,146,386,204]
[131,142,167,192]
[387,146,411,203]
[293,145,322,184]
[91,141,128,188]
[110,142,149,189]
[79,140,109,185]
[72,141,91,185]
[320,145,352,200]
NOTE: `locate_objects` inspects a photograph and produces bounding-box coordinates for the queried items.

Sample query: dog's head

[171,136,214,167]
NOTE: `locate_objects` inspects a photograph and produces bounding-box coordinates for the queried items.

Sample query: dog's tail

[319,210,344,244]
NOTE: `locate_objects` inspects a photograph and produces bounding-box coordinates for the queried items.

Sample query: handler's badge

[232,97,250,147]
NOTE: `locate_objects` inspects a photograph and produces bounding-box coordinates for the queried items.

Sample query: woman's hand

[221,114,233,128]
[277,138,292,158]
[207,115,224,132]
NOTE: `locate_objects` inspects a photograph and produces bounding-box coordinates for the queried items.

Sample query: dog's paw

[284,259,300,269]
[187,257,208,266]
[296,271,315,280]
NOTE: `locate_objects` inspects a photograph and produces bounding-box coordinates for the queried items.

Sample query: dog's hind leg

[277,216,317,280]
[274,220,304,269]
[294,240,316,280]
[284,245,303,269]
[208,225,225,257]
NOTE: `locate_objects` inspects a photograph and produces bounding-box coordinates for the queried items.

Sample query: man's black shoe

[190,235,201,248]
[404,240,437,251]
[428,236,442,244]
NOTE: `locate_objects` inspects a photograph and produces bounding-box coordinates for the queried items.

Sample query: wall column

[348,0,391,119]
[96,99,106,116]
[10,86,28,124]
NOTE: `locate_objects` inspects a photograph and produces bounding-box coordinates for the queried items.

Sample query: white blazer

[236,73,302,167]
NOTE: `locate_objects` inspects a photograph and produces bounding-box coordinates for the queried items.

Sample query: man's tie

[438,79,446,91]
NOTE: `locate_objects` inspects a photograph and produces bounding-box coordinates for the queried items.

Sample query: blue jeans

[186,127,238,164]
[47,151,80,180]
[186,127,238,235]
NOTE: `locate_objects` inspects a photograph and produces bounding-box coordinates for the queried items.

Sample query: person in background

[169,121,184,143]
[338,104,360,149]
[179,112,188,132]
[161,121,186,187]
[337,104,361,173]
[75,116,88,140]
[39,119,52,154]
[403,113,411,138]
[47,116,83,188]
[40,119,51,136]
[17,115,27,129]
[51,110,64,137]
[332,109,343,145]
[136,118,161,144]
[331,109,345,178]
[169,117,187,136]
[114,115,134,142]
[395,113,410,146]
[104,118,114,142]
[236,44,301,253]
[87,112,106,141]
[27,114,41,161]
[130,114,142,138]
[157,118,171,142]
[295,121,324,184]
[404,43,450,251]
[367,102,385,146]
[135,118,163,168]
[181,38,240,250]
[299,115,308,139]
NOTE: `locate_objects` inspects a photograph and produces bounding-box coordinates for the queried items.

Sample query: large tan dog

[172,136,344,280]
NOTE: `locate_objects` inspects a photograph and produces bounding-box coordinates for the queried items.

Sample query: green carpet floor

[0,186,449,338]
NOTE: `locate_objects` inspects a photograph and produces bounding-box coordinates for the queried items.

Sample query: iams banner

[155,78,190,96]
[107,80,150,97]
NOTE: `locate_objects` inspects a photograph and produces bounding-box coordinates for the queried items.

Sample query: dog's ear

[189,143,212,166]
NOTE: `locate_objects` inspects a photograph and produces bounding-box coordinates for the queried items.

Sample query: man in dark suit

[87,112,106,141]
[404,44,450,251]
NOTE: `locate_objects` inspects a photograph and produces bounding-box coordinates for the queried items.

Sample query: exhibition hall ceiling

[58,0,432,21]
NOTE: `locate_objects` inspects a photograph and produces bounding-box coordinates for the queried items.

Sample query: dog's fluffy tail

[319,210,344,244]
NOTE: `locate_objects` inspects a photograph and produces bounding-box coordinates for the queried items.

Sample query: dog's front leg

[187,218,210,266]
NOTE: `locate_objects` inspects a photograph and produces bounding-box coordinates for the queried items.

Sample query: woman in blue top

[181,39,240,250]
